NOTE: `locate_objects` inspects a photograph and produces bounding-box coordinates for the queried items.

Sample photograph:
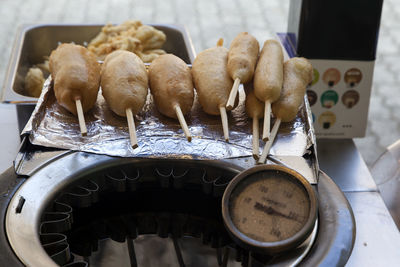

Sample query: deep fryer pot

[0,141,355,267]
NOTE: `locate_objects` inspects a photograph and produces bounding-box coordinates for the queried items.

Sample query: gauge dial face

[229,170,311,243]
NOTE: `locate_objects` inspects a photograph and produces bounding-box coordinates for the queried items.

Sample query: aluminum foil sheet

[22,77,315,160]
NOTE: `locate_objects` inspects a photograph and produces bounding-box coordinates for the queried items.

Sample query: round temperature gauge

[222,165,318,254]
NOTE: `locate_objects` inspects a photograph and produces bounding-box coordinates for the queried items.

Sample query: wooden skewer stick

[262,101,271,141]
[126,108,138,149]
[226,78,241,110]
[252,116,260,160]
[258,118,281,164]
[75,99,87,136]
[175,105,192,142]
[219,106,229,141]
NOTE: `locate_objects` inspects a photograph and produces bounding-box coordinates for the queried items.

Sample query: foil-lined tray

[22,75,318,183]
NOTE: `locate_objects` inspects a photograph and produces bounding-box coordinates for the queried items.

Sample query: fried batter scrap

[24,67,45,97]
[88,20,167,62]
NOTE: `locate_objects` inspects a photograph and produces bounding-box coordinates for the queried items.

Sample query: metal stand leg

[127,238,138,267]
[172,237,186,267]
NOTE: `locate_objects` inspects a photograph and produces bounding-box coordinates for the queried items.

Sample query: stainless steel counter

[0,104,20,174]
[317,139,400,266]
[317,139,377,192]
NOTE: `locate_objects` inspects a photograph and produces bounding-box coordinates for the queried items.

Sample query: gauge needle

[254,202,302,223]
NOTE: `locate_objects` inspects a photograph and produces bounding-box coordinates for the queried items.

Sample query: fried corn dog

[253,39,284,141]
[258,57,313,164]
[245,83,264,159]
[49,43,101,136]
[192,38,234,141]
[149,54,194,141]
[101,50,148,148]
[226,32,259,110]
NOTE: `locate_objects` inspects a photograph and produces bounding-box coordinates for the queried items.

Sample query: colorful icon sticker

[321,90,339,108]
[322,68,341,87]
[318,111,336,129]
[344,68,362,88]
[342,90,360,108]
[307,90,318,106]
[311,68,319,86]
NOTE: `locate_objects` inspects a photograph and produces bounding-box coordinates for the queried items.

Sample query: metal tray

[1,23,195,103]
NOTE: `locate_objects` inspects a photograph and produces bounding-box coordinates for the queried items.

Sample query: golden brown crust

[253,39,283,103]
[192,46,234,115]
[100,50,148,117]
[244,83,264,119]
[272,57,313,122]
[148,54,194,118]
[49,43,100,115]
[228,32,259,83]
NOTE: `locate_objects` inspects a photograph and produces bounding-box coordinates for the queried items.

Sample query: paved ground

[0,0,398,167]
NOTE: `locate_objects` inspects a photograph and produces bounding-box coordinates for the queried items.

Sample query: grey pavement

[0,0,398,168]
